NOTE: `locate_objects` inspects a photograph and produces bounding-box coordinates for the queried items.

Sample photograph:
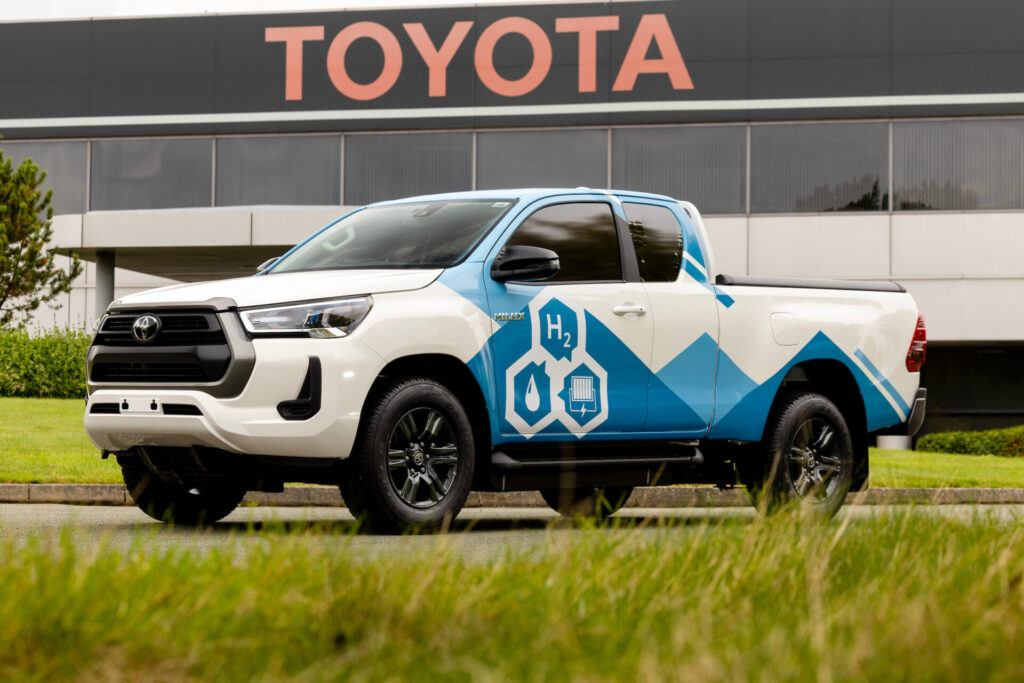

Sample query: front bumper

[84,336,386,459]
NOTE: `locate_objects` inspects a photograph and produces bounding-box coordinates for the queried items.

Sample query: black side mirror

[257,257,280,272]
[490,245,560,283]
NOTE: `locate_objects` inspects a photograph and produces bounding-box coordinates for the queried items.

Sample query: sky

[0,0,565,21]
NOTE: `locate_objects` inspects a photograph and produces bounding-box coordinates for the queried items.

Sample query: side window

[504,202,622,282]
[624,203,683,282]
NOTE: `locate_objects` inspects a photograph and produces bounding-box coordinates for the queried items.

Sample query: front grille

[89,309,233,385]
[96,312,224,347]
[92,361,215,383]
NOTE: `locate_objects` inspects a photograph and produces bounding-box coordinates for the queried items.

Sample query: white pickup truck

[84,189,926,530]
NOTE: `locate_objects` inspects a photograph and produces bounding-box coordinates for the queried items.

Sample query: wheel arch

[775,359,869,491]
[362,353,493,489]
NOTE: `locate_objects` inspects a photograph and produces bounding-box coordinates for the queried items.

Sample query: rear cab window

[623,203,684,282]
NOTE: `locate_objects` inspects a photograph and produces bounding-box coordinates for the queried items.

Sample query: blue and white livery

[83,189,926,529]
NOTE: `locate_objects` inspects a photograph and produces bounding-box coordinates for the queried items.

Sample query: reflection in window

[504,202,621,282]
[91,138,212,210]
[751,123,888,212]
[345,133,472,205]
[217,135,340,206]
[0,141,88,214]
[477,130,608,190]
[612,126,745,214]
[623,203,683,282]
[895,120,1024,210]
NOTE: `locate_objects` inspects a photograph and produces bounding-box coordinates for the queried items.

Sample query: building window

[91,138,212,210]
[503,202,621,282]
[216,135,340,206]
[612,126,746,214]
[895,119,1024,210]
[476,130,608,190]
[750,122,889,212]
[344,132,472,205]
[0,140,88,215]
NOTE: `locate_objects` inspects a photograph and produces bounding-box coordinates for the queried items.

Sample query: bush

[917,425,1024,457]
[0,328,91,399]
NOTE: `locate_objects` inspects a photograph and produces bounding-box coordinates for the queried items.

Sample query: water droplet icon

[525,374,540,412]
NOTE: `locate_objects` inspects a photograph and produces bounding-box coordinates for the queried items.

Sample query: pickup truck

[83,188,927,531]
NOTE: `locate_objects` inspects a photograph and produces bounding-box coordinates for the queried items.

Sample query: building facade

[2,0,1023,434]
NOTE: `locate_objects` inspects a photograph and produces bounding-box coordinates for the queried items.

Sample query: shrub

[0,328,91,399]
[917,425,1024,458]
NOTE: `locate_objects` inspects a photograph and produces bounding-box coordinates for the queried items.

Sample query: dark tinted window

[750,122,889,212]
[216,135,340,206]
[623,203,683,282]
[895,120,1024,210]
[91,138,212,210]
[612,126,746,214]
[505,203,621,282]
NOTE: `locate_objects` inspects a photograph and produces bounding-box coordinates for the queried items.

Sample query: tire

[539,486,633,521]
[342,377,475,534]
[746,392,854,518]
[120,459,246,525]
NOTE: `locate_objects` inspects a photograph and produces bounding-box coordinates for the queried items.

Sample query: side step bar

[489,444,706,492]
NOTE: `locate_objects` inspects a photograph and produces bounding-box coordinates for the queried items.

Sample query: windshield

[270,199,516,272]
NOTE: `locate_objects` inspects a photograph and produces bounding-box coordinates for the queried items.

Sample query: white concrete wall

[704,211,1024,343]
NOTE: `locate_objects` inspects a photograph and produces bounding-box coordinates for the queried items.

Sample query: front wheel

[342,378,475,534]
[746,392,854,518]
[539,486,633,521]
[120,458,246,525]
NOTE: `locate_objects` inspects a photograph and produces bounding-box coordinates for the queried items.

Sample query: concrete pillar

[95,250,115,316]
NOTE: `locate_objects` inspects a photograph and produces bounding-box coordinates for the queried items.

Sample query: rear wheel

[342,378,474,534]
[120,458,246,525]
[539,486,633,521]
[745,392,854,518]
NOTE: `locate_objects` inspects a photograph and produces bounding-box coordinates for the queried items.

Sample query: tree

[0,148,83,327]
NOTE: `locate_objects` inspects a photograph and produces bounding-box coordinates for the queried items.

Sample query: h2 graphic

[504,295,608,438]
[539,299,577,361]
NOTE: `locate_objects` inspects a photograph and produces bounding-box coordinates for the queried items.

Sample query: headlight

[239,296,373,338]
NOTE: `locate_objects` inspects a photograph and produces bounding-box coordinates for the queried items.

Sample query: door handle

[612,304,647,316]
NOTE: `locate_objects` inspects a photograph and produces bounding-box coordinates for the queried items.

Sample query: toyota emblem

[131,315,161,343]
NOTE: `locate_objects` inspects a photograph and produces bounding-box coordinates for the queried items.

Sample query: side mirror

[257,257,280,272]
[490,245,560,283]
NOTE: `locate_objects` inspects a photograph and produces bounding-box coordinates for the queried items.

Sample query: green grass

[2,511,1024,680]
[869,448,1024,488]
[0,397,118,483]
[4,397,1024,489]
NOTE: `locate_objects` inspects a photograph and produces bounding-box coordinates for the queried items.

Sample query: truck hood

[113,269,443,309]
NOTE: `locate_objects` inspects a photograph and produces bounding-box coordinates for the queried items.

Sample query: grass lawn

[869,448,1024,488]
[3,511,1024,680]
[3,397,1024,489]
[0,397,119,484]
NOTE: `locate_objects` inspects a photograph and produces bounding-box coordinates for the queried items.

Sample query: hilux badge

[131,314,161,343]
[494,312,526,322]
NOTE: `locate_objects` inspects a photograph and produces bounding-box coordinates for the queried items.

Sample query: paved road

[1,503,1022,560]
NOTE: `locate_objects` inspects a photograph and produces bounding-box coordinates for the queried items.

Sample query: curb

[4,483,1024,508]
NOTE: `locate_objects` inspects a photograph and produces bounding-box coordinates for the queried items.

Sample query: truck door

[484,199,653,440]
[623,201,719,436]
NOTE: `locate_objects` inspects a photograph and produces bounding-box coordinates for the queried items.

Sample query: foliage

[0,328,90,399]
[0,147,83,327]
[917,425,1024,458]
[2,511,1024,681]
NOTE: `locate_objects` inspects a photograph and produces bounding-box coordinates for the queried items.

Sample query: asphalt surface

[2,503,1023,560]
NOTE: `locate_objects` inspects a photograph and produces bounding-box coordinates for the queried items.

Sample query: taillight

[906,314,926,372]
